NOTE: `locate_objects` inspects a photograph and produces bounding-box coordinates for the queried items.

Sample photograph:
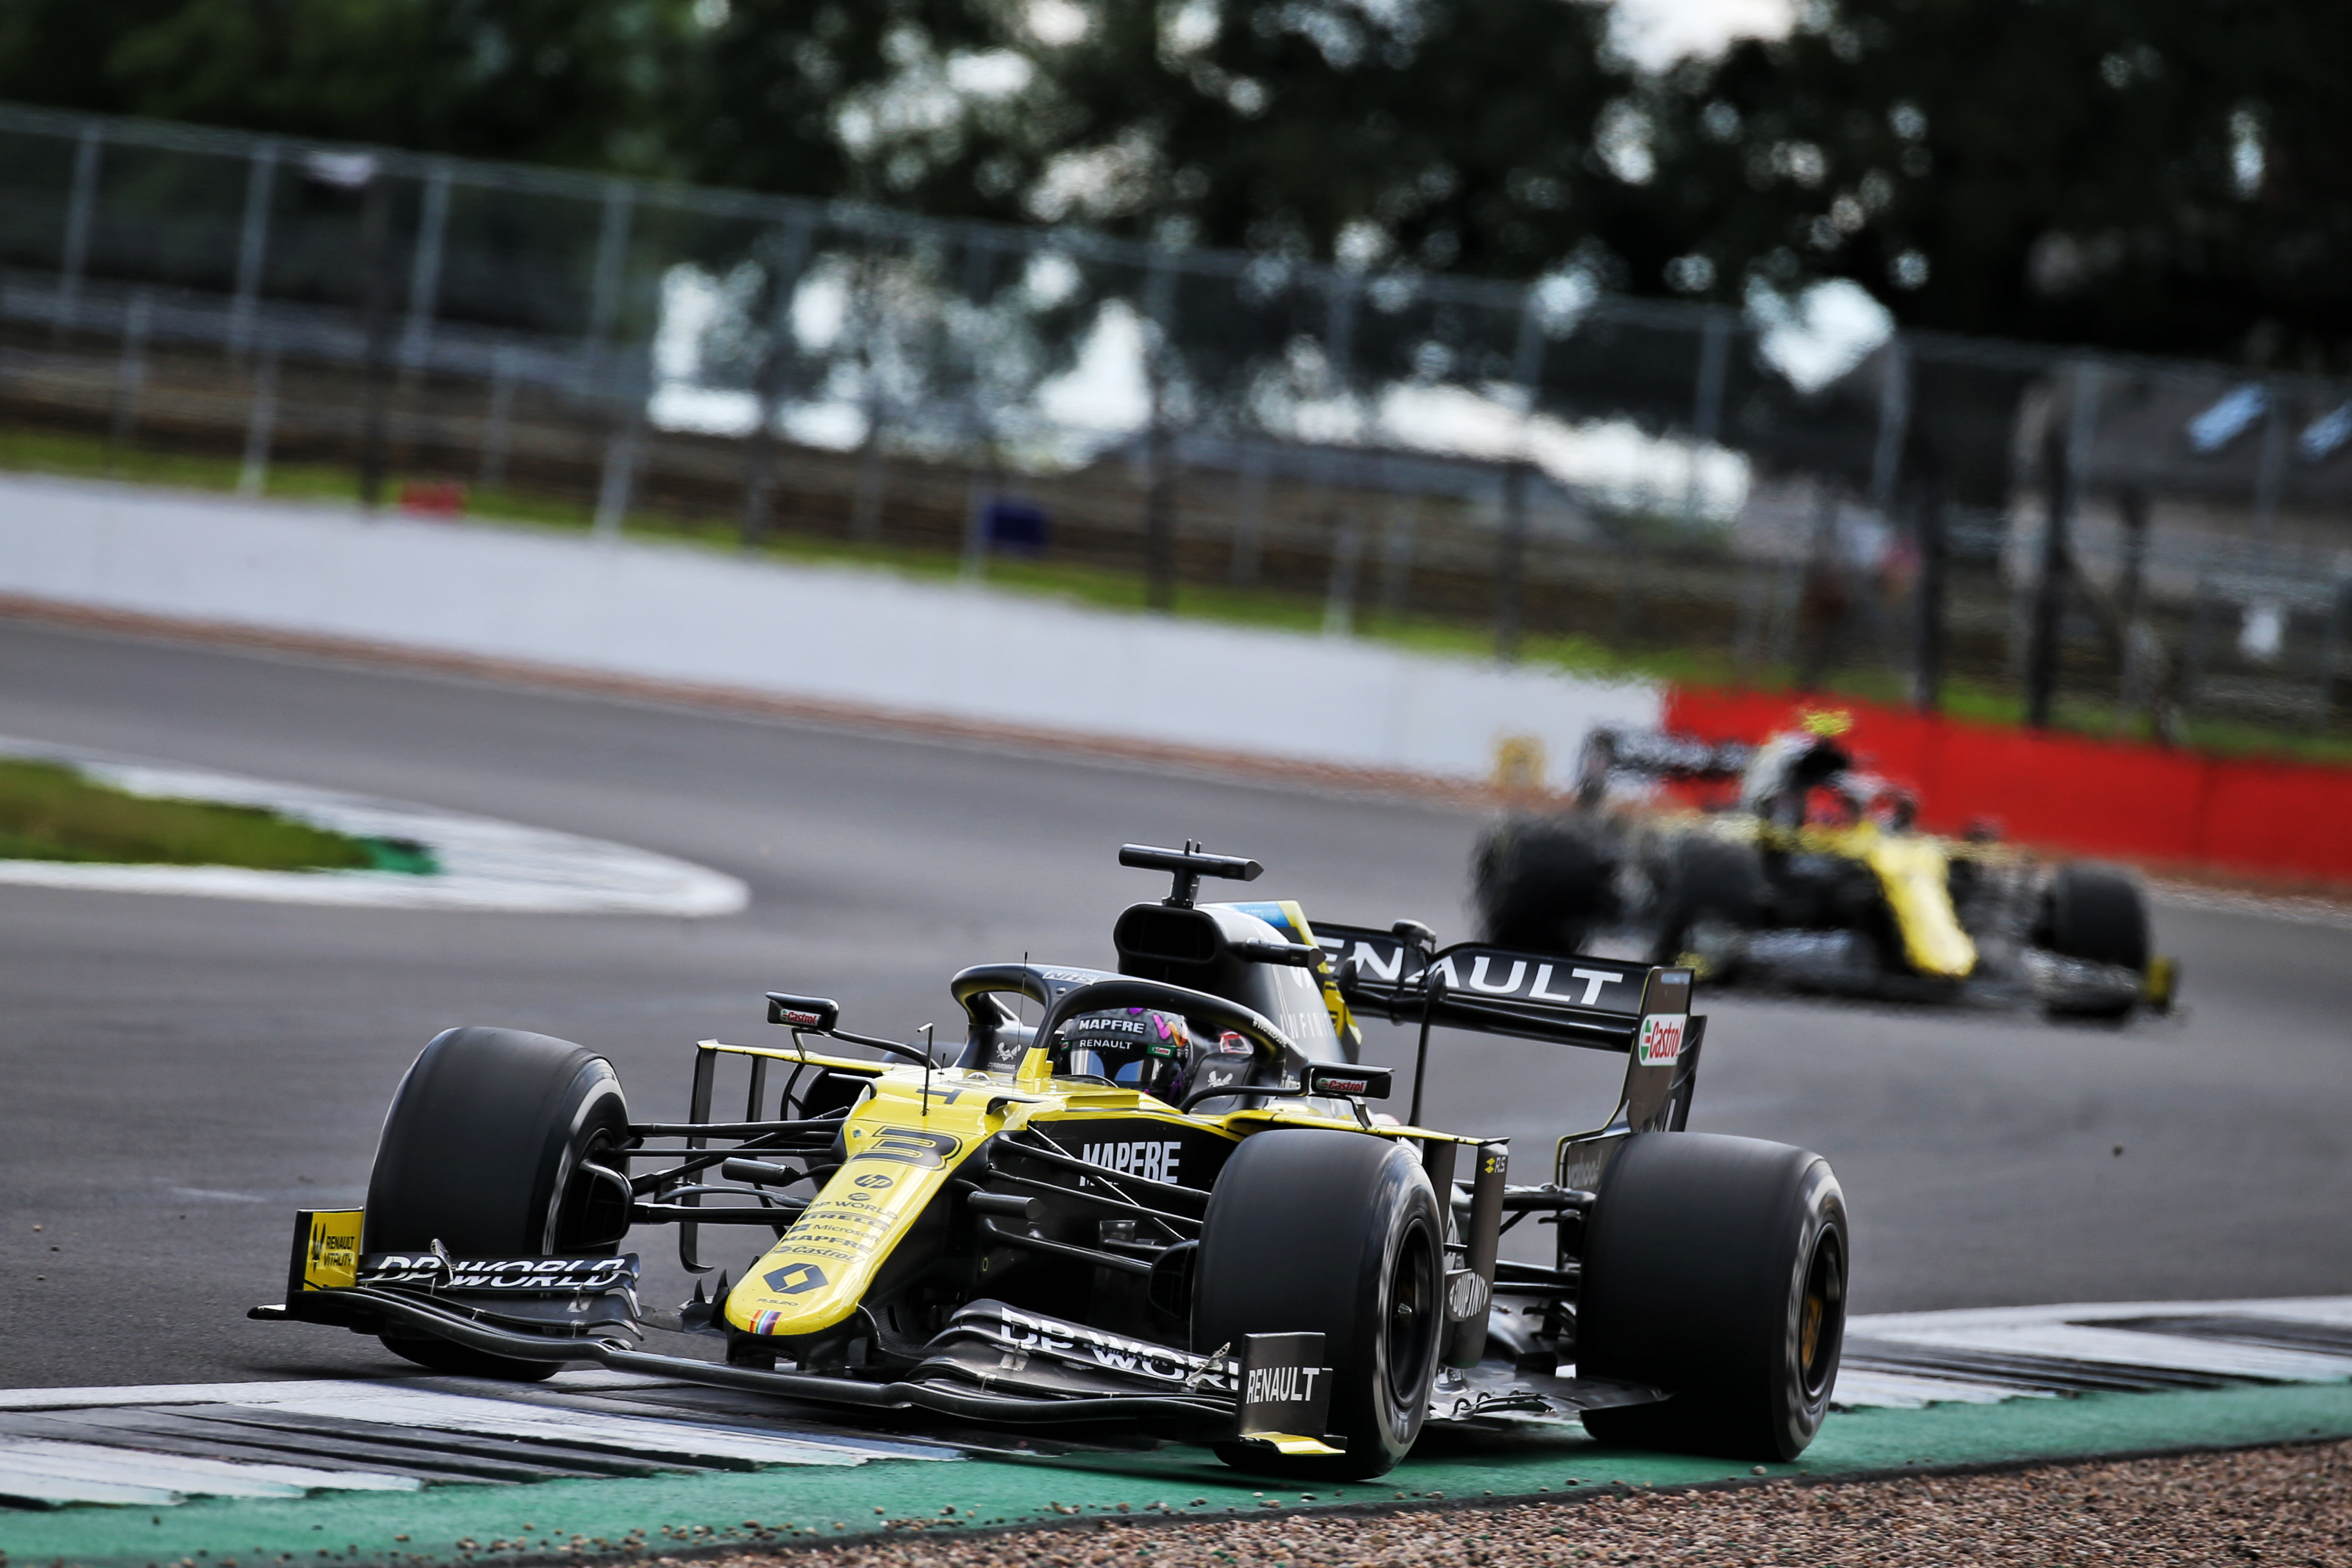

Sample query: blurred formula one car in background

[259,842,1849,1478]
[1474,717,2178,1020]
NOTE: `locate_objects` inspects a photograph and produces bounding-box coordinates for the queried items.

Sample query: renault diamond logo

[764,1262,828,1295]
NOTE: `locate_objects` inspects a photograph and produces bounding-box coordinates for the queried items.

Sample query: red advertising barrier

[1660,687,2352,887]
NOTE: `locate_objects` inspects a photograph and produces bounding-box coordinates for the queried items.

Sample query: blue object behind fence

[986,499,1049,553]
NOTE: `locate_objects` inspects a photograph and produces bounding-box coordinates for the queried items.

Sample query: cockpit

[944,844,1356,1111]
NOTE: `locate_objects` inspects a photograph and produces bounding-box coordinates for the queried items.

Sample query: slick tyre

[1473,817,1617,956]
[1648,836,1764,967]
[364,1026,631,1380]
[1576,1133,1847,1461]
[1194,1130,1445,1480]
[2038,864,2149,1018]
[2040,864,2150,970]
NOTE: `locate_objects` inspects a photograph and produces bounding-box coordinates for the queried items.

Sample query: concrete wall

[0,475,1661,786]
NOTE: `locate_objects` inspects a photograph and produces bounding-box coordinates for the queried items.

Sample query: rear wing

[1313,924,1683,1054]
[1575,727,1752,806]
[1317,921,1704,1167]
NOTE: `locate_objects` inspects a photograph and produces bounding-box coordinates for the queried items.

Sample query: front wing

[255,1224,1663,1442]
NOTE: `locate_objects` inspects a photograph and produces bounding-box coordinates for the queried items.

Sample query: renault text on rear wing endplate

[1313,924,1672,1052]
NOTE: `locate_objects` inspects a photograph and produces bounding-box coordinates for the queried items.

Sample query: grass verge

[0,756,435,872]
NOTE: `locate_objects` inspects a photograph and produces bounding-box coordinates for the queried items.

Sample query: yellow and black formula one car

[1475,722,2178,1020]
[258,843,1849,1478]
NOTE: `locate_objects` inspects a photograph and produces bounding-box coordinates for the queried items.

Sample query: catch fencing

[1,99,2348,742]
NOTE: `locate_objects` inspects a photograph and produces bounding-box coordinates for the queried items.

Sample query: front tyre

[1193,1130,1444,1479]
[2038,864,2150,1019]
[364,1026,632,1380]
[1575,1133,1847,1461]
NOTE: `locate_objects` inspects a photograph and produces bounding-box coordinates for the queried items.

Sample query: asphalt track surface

[2,613,2349,1392]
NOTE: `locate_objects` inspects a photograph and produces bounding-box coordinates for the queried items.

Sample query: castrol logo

[1636,1014,1685,1068]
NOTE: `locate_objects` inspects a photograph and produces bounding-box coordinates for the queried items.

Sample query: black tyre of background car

[2039,864,2150,972]
[1193,1130,1444,1479]
[1647,835,1765,966]
[1575,1132,1847,1461]
[364,1026,631,1380]
[1473,817,1618,956]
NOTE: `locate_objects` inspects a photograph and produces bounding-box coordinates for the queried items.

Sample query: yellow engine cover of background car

[725,1097,983,1338]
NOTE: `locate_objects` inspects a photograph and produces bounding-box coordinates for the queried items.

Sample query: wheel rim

[1384,1215,1441,1407]
[1797,1226,1845,1401]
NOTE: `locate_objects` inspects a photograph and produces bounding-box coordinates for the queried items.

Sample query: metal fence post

[960,236,1003,584]
[54,122,102,338]
[226,141,275,359]
[2114,486,2151,731]
[2312,578,2347,732]
[238,347,279,497]
[2180,575,2216,714]
[1500,285,1547,660]
[1230,449,1268,586]
[741,217,812,549]
[400,162,452,374]
[582,180,635,382]
[1769,558,1802,671]
[2250,379,2286,547]
[1142,250,1182,611]
[1909,473,1946,711]
[1681,310,1732,527]
[960,473,991,581]
[1494,461,1529,661]
[107,289,151,456]
[478,345,517,490]
[1732,559,1767,671]
[356,172,395,508]
[2025,365,2097,729]
[851,421,888,544]
[1323,516,1363,636]
[593,349,647,539]
[1869,337,1911,519]
[1378,483,1417,622]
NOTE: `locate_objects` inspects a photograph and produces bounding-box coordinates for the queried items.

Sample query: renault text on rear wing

[1312,924,1678,1052]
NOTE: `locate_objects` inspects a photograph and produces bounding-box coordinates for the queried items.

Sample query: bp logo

[764,1262,828,1295]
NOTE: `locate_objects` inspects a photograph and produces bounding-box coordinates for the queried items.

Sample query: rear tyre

[365,1026,632,1380]
[1473,817,1617,956]
[2037,864,2150,1020]
[1194,1130,1445,1480]
[1575,1133,1847,1461]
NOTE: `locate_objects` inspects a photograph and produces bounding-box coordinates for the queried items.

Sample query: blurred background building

[1,0,2346,746]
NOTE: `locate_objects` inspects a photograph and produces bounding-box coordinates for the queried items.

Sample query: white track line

[1830,1295,2352,1410]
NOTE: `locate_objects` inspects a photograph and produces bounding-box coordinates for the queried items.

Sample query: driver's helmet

[1740,730,1854,826]
[1055,1006,1192,1095]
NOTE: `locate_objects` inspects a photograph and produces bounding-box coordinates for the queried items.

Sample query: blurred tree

[5,0,2341,366]
[0,0,703,175]
[1641,0,2352,366]
[681,0,1032,212]
[1009,0,1633,276]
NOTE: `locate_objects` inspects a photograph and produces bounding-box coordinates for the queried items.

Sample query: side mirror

[1305,1063,1393,1100]
[765,992,840,1032]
